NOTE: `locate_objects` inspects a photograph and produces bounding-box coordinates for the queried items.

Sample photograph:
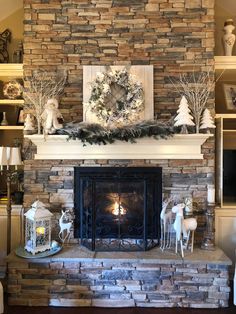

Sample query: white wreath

[87,67,144,126]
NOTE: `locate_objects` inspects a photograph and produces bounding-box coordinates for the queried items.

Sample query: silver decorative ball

[51,240,59,249]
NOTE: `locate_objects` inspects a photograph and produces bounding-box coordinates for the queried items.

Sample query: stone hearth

[7,246,231,308]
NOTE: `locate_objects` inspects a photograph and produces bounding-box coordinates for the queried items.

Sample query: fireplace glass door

[74,167,162,251]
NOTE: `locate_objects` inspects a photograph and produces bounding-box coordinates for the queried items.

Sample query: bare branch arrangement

[23,70,67,134]
[170,68,216,133]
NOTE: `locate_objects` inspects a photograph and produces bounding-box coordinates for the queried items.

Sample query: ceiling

[0,0,22,22]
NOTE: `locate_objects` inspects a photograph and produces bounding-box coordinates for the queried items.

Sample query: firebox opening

[74,167,162,252]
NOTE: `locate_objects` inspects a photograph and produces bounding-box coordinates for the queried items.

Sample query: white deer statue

[59,209,73,243]
[160,196,173,250]
[172,203,197,258]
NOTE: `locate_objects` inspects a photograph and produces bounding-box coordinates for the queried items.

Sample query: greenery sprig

[57,120,175,145]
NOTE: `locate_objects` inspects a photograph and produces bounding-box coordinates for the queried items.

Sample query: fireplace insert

[74,167,162,251]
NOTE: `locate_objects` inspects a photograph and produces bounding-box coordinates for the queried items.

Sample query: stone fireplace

[74,167,162,251]
[8,0,232,309]
[22,0,216,245]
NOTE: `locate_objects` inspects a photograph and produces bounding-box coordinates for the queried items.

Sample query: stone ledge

[7,246,232,265]
[7,246,232,308]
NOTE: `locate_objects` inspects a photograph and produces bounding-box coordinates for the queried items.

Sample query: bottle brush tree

[200,108,216,133]
[174,95,195,134]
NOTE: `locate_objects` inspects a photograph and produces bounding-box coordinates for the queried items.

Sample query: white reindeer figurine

[59,209,73,243]
[172,203,197,258]
[160,196,173,250]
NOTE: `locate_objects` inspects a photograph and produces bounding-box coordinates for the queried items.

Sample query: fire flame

[112,201,127,216]
[36,226,45,235]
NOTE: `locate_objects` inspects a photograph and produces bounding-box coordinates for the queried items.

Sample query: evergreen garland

[57,120,175,145]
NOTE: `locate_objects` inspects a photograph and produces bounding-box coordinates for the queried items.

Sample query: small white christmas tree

[24,113,35,134]
[200,108,216,133]
[174,96,195,134]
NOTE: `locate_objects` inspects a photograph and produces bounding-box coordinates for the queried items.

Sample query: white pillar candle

[207,184,215,204]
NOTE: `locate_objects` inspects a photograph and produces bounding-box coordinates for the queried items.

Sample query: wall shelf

[215,56,236,69]
[0,99,24,105]
[215,114,236,119]
[0,64,23,77]
[25,134,213,160]
[0,126,24,130]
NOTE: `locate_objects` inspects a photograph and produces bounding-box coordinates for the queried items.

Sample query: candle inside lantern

[36,226,45,235]
[112,201,127,216]
[207,184,215,204]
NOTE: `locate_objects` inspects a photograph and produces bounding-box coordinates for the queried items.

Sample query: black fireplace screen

[74,167,162,251]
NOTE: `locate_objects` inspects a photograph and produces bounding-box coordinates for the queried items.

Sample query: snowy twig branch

[170,67,223,133]
[23,70,67,134]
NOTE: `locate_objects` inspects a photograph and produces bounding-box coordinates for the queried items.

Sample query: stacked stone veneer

[23,2,214,236]
[8,250,231,308]
[9,1,227,308]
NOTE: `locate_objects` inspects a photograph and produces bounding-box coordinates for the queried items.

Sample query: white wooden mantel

[25,134,213,160]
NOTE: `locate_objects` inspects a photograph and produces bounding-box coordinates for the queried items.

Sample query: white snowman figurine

[41,98,63,134]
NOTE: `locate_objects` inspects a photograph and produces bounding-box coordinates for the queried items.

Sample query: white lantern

[24,200,53,255]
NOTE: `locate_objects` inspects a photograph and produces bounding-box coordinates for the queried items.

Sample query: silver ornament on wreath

[86,66,145,127]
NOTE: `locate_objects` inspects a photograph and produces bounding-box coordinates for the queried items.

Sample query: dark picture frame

[223,84,236,110]
[17,108,24,125]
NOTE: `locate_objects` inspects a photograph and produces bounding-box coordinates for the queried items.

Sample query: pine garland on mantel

[57,120,175,145]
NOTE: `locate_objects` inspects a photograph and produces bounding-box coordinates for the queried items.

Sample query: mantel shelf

[25,134,213,160]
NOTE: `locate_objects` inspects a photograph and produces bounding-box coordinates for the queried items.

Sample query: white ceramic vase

[222,19,235,56]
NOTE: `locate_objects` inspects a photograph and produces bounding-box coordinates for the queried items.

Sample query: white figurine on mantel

[41,98,63,135]
[222,19,235,56]
[174,95,195,134]
[24,113,35,135]
[200,108,216,133]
